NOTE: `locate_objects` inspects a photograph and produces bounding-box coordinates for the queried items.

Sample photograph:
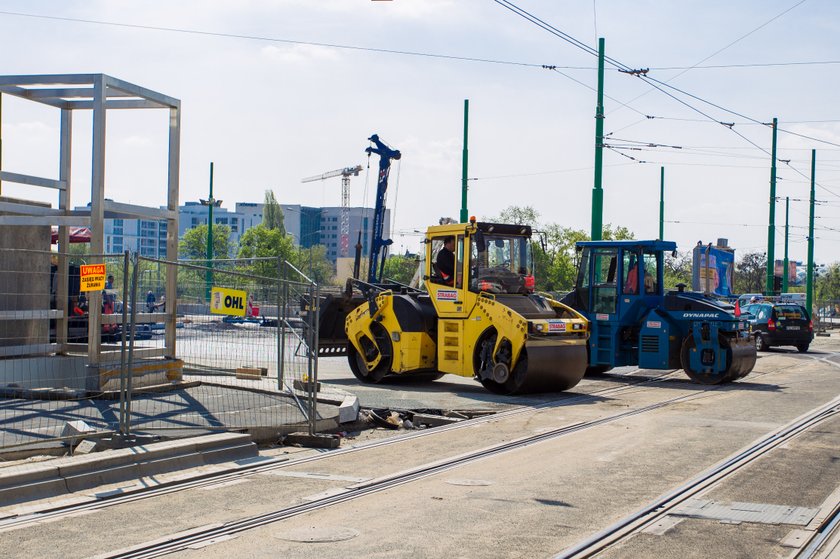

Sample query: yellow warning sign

[80,264,106,292]
[210,287,247,317]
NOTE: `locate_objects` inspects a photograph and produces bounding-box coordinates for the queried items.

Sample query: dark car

[743,302,813,352]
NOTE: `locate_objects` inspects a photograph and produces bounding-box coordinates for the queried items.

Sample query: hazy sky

[2,0,839,262]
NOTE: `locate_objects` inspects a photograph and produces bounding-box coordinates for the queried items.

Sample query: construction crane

[301,165,363,258]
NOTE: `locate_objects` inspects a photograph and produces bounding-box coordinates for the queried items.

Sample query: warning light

[469,215,476,224]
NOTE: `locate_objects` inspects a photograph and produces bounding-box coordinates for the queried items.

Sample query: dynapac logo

[682,312,720,318]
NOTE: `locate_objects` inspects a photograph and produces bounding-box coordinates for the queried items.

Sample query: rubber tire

[796,344,809,353]
[754,333,769,352]
[346,324,392,384]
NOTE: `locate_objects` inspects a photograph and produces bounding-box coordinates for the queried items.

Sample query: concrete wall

[0,197,52,350]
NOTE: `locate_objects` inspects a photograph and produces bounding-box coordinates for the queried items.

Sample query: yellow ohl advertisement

[210,287,247,317]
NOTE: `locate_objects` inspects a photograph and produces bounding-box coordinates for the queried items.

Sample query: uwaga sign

[210,287,247,317]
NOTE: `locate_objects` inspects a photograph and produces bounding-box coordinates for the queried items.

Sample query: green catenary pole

[205,162,215,302]
[806,150,816,314]
[782,196,789,293]
[590,37,605,241]
[766,117,778,295]
[659,166,665,240]
[460,99,469,223]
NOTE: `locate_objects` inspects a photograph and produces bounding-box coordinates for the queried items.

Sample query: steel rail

[796,501,840,558]
[554,394,840,559]
[102,386,739,559]
[0,368,681,532]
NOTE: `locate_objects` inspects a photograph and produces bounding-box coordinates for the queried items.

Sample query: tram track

[0,367,681,532]
[89,363,811,559]
[0,358,810,553]
[553,393,840,559]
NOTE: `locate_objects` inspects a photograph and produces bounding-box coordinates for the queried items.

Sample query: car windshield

[469,233,533,294]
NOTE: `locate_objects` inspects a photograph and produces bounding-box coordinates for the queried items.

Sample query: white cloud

[260,43,341,64]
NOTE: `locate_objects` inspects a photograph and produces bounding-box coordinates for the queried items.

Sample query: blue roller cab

[560,240,756,384]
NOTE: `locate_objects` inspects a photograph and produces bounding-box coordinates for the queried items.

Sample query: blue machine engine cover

[638,314,672,369]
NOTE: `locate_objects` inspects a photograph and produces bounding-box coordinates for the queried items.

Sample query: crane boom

[300,164,362,258]
[365,134,401,284]
[301,166,362,184]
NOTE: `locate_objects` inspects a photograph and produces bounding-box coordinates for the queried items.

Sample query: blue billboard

[692,245,735,297]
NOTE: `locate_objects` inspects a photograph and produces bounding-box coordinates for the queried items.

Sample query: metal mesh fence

[0,251,321,452]
[0,248,129,451]
[121,256,319,439]
[814,299,840,332]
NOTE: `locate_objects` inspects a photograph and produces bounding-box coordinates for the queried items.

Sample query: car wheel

[754,333,769,352]
[796,343,809,353]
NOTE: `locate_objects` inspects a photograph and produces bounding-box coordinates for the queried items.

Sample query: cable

[0,9,558,70]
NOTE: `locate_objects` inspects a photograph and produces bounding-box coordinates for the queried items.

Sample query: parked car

[742,302,813,352]
[737,293,765,309]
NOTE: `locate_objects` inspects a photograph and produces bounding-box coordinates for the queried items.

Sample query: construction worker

[435,236,455,285]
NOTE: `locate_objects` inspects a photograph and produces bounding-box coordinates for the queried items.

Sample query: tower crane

[301,165,363,258]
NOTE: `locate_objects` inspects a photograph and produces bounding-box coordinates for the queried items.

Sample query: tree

[664,250,692,290]
[734,252,766,294]
[382,254,419,285]
[291,244,335,285]
[236,224,296,278]
[179,224,232,261]
[262,190,285,234]
[815,263,840,302]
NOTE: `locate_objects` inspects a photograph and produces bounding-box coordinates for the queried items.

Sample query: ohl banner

[210,287,247,317]
[692,245,735,297]
[79,264,106,292]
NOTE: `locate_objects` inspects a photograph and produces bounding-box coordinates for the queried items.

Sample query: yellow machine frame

[345,220,589,387]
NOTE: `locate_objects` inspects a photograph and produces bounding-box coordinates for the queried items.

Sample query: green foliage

[236,224,296,279]
[664,250,692,290]
[486,205,636,293]
[815,263,840,301]
[262,190,285,234]
[382,254,419,285]
[734,252,766,294]
[179,224,232,261]
[290,244,335,285]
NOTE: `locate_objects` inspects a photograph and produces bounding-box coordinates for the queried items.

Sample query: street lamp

[199,162,222,301]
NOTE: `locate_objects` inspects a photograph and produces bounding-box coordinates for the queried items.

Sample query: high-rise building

[280,205,391,262]
[74,204,168,258]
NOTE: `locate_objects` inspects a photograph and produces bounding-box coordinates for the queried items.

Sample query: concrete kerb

[0,432,257,508]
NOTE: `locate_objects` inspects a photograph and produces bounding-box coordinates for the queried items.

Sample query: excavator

[310,135,589,394]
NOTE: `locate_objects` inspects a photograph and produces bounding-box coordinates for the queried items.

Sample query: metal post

[88,75,107,366]
[766,118,778,295]
[783,196,790,293]
[118,250,130,435]
[57,108,73,352]
[590,37,606,241]
[806,150,816,314]
[460,99,469,223]
[205,162,215,302]
[277,256,286,392]
[659,166,665,240]
[165,104,181,360]
[309,281,320,436]
[125,253,141,437]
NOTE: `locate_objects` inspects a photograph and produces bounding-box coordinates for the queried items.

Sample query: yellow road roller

[344,219,589,394]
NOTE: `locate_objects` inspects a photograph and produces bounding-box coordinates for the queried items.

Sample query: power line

[0,9,559,70]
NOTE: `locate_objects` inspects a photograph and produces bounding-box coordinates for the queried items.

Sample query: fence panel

[0,249,129,451]
[122,257,319,440]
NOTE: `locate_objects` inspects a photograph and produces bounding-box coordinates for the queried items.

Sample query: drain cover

[445,479,494,486]
[275,526,360,543]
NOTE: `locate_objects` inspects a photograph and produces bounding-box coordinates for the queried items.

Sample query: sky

[1,0,840,263]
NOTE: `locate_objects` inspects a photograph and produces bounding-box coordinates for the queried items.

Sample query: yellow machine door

[427,234,469,319]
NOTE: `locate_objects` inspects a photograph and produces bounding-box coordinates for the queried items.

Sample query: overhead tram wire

[0,9,566,70]
[496,0,840,201]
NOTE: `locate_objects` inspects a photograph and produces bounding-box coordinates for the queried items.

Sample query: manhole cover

[445,479,494,486]
[275,526,360,543]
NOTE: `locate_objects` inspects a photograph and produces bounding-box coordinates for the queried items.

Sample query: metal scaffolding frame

[0,73,181,366]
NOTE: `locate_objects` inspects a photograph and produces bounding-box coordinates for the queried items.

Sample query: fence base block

[283,432,340,449]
